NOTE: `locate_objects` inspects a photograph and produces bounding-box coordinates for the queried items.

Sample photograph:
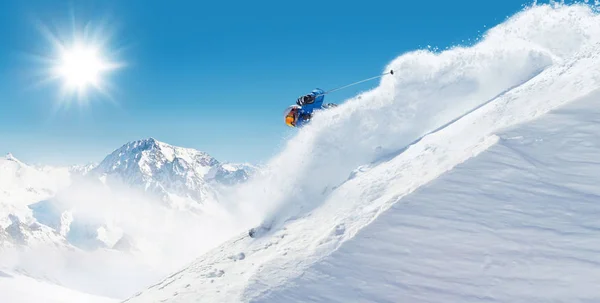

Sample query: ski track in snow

[123,4,600,303]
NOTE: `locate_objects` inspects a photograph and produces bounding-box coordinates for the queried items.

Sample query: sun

[49,37,123,104]
[54,43,110,92]
[32,17,125,107]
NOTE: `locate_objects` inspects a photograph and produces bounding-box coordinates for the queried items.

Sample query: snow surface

[0,269,116,303]
[124,3,600,303]
[250,87,600,303]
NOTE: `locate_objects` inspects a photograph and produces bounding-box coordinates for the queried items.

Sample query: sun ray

[30,14,126,109]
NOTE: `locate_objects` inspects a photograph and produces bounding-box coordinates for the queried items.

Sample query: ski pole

[317,69,394,96]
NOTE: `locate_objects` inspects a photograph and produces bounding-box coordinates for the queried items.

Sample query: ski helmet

[283,105,301,127]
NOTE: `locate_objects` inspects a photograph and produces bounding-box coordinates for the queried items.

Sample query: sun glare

[55,44,107,91]
[50,38,122,103]
[33,17,125,107]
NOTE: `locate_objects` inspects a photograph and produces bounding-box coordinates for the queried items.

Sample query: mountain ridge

[1,138,256,251]
[90,137,256,206]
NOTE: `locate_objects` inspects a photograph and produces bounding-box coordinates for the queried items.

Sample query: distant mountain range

[91,137,256,206]
[0,138,256,251]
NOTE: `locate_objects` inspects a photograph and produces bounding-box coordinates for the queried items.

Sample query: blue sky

[0,0,539,166]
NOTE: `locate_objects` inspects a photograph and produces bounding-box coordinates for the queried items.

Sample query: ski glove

[299,113,312,121]
[297,94,315,106]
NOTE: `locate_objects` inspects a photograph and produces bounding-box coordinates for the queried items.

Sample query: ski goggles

[285,114,296,127]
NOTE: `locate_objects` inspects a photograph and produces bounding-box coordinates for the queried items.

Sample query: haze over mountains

[0,138,256,300]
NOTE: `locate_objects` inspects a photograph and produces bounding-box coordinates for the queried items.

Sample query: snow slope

[124,3,600,303]
[0,269,116,303]
[249,83,600,303]
[225,2,600,231]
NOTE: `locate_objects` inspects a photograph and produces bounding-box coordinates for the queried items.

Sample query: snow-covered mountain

[68,163,98,176]
[0,153,71,207]
[0,153,75,250]
[1,138,257,253]
[90,137,255,207]
[124,3,600,303]
[0,139,258,302]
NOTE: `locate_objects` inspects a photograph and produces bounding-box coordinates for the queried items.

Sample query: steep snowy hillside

[124,4,600,303]
[249,89,600,303]
[91,137,254,208]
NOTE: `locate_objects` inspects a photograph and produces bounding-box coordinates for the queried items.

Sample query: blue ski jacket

[295,88,325,127]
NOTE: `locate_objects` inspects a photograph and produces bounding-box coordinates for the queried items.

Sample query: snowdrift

[125,3,600,303]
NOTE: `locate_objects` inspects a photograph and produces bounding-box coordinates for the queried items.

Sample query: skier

[282,70,393,128]
[284,88,337,127]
